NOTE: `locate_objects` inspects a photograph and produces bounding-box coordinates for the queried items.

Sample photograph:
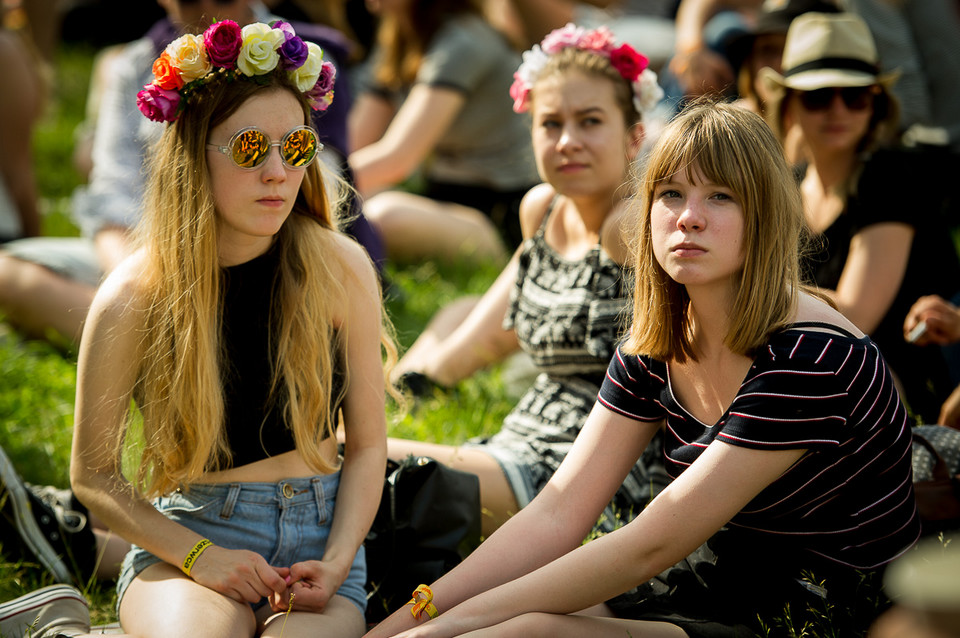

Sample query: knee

[0,253,31,302]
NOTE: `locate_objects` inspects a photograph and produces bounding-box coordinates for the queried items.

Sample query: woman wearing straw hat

[762,11,960,425]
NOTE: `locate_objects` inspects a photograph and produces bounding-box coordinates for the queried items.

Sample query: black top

[802,148,960,423]
[220,244,341,468]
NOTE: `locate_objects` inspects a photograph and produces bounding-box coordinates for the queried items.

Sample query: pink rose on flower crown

[203,20,242,68]
[577,26,616,54]
[315,60,337,95]
[609,44,649,82]
[137,84,181,122]
[540,23,584,54]
[509,76,530,113]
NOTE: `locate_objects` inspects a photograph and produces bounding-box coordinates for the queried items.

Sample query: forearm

[71,468,206,570]
[423,257,521,385]
[349,143,417,197]
[324,436,387,576]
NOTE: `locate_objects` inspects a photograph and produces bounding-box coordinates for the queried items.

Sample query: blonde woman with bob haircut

[71,20,395,638]
[365,101,918,638]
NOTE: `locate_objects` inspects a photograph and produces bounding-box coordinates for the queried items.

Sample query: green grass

[0,43,510,626]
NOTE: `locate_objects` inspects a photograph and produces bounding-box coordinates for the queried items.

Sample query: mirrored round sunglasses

[207,126,322,170]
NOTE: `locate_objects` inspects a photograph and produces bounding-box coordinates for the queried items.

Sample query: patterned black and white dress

[466,201,667,532]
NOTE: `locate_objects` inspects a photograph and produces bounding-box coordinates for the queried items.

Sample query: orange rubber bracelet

[408,584,439,620]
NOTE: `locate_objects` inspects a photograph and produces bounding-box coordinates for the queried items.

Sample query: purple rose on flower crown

[279,35,309,69]
[137,84,181,122]
[203,20,242,68]
[272,20,296,39]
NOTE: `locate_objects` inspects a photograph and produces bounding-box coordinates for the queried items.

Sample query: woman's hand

[269,559,345,613]
[903,295,960,346]
[188,545,288,605]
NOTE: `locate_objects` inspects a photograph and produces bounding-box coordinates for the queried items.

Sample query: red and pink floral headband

[137,20,336,123]
[509,23,663,116]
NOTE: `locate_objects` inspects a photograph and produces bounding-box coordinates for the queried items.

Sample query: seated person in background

[0,0,379,345]
[762,12,960,424]
[384,25,667,538]
[366,99,920,638]
[347,0,540,264]
[903,294,960,429]
[0,5,45,243]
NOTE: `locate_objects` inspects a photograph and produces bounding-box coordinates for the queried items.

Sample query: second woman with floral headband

[381,24,664,538]
[71,20,397,638]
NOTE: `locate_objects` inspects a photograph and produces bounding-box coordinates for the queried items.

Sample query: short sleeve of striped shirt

[598,347,669,422]
[719,329,901,451]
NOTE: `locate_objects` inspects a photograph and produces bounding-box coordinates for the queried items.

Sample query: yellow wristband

[181,538,213,576]
[408,584,439,620]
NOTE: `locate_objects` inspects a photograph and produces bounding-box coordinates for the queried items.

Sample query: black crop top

[220,244,342,468]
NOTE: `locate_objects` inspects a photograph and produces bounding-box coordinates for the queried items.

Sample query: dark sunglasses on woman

[798,86,877,112]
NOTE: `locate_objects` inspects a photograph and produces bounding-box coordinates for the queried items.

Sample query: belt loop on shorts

[220,484,241,520]
[311,477,327,525]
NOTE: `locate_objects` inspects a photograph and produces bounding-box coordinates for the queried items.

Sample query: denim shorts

[3,237,102,287]
[116,472,367,614]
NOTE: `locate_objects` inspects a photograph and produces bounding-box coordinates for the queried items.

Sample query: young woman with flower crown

[365,100,920,638]
[70,20,395,638]
[382,24,665,539]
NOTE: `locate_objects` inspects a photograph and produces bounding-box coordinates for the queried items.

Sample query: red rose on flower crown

[509,23,663,116]
[137,19,336,123]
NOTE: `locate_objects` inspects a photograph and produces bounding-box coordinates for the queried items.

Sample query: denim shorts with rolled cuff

[115,472,367,615]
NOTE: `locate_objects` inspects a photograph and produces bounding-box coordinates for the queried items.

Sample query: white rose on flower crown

[166,34,212,83]
[238,23,285,75]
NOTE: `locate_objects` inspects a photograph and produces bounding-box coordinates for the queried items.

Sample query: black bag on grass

[364,455,481,624]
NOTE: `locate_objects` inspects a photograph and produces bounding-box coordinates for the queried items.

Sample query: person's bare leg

[258,595,365,637]
[92,528,130,580]
[387,438,519,537]
[363,192,508,264]
[460,611,689,638]
[119,563,257,638]
[0,254,93,342]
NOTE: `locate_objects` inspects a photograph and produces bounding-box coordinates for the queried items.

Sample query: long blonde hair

[129,73,395,496]
[623,100,806,362]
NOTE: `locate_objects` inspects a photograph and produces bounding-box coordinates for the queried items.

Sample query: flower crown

[137,20,337,123]
[509,23,663,117]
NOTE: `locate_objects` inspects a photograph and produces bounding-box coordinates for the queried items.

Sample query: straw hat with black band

[760,12,900,150]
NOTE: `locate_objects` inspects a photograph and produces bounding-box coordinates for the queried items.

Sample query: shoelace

[28,485,88,533]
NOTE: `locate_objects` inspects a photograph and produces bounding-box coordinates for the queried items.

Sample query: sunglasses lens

[799,88,834,111]
[799,87,874,111]
[231,129,270,168]
[281,128,319,168]
[840,87,873,110]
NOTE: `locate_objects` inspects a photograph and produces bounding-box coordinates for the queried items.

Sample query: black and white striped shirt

[599,324,920,570]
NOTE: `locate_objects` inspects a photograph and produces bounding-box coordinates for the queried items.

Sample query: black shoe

[0,445,96,583]
[397,371,447,399]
